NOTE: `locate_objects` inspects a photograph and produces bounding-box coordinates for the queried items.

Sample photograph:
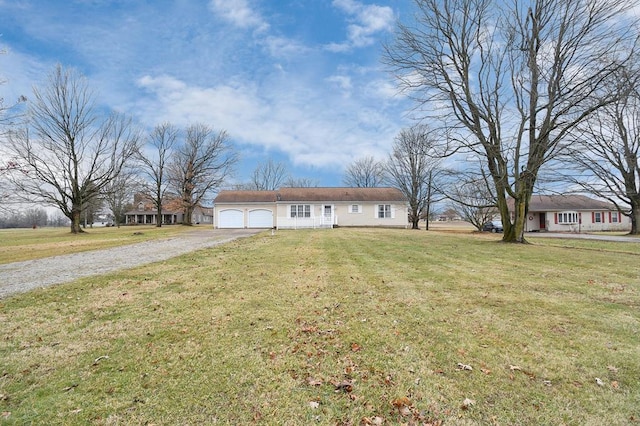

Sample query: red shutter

[579,212,582,224]
[609,212,612,223]
[554,213,558,224]
[592,212,595,223]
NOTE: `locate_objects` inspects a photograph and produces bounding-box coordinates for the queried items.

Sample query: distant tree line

[0,207,69,229]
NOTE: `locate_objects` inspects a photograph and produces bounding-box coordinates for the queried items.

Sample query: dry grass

[0,228,639,425]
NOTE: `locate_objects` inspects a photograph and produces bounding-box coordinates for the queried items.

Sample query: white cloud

[326,74,353,96]
[327,0,394,51]
[260,35,310,59]
[133,74,400,170]
[209,0,269,32]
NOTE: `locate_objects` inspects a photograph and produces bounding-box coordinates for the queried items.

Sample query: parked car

[482,221,503,233]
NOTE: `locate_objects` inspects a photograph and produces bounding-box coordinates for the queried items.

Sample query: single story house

[213,187,408,229]
[516,194,630,233]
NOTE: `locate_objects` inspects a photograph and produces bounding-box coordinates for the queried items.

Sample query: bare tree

[169,123,237,225]
[563,73,640,234]
[7,64,140,233]
[282,176,319,188]
[102,168,139,227]
[384,0,639,242]
[136,123,178,227]
[385,125,442,229]
[445,169,497,231]
[343,156,387,187]
[250,159,289,190]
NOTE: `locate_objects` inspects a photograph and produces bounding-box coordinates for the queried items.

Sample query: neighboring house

[213,187,408,229]
[124,194,213,225]
[512,194,630,233]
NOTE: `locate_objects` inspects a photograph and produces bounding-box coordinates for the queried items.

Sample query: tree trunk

[156,211,162,228]
[70,208,84,234]
[411,216,419,229]
[183,206,193,226]
[630,204,639,235]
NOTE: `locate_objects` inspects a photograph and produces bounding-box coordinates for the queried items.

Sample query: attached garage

[248,209,273,228]
[218,209,244,228]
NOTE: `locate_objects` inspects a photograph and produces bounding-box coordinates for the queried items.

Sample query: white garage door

[248,209,273,228]
[218,209,244,228]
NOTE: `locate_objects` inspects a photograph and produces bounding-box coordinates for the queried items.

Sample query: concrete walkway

[525,232,640,243]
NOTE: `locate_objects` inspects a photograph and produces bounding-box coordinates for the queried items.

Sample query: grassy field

[0,225,195,264]
[0,228,639,425]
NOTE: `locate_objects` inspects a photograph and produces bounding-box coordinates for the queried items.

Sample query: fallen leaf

[611,381,619,389]
[398,406,412,417]
[371,416,384,425]
[93,355,109,366]
[306,377,323,386]
[334,380,353,393]
[607,365,619,373]
[480,368,491,375]
[461,398,475,410]
[457,363,473,371]
[351,343,362,352]
[392,397,411,408]
[509,365,522,371]
[63,384,78,392]
[2,412,10,419]
[309,401,320,409]
[595,377,604,386]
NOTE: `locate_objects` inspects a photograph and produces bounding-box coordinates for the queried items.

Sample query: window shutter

[554,213,558,224]
[579,212,582,224]
[609,212,612,223]
[391,205,395,219]
[375,205,379,218]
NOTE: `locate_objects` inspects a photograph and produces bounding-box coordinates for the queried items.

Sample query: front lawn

[0,225,196,264]
[0,229,638,424]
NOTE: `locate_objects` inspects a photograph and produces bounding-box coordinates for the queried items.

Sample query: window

[558,211,578,224]
[378,204,391,218]
[349,204,361,213]
[594,212,602,223]
[290,204,311,218]
[611,211,620,223]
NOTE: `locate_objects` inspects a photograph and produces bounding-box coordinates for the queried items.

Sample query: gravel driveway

[0,228,262,299]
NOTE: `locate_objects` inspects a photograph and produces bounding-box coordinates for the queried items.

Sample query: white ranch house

[517,194,631,233]
[213,187,408,229]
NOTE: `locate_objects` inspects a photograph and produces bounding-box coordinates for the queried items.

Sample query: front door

[539,212,546,230]
[324,205,333,225]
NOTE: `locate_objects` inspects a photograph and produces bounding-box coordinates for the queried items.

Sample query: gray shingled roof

[527,195,617,211]
[214,187,407,203]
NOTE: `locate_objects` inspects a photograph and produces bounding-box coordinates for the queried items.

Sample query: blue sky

[0,0,416,187]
